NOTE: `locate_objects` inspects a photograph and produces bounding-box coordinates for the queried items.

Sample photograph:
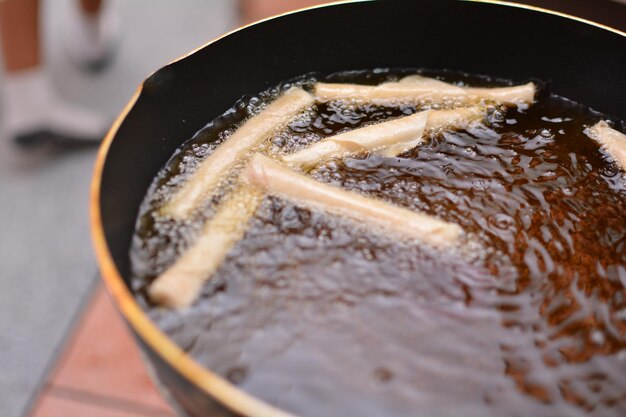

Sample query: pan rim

[89,1,625,416]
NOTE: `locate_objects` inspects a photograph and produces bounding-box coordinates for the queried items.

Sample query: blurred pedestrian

[239,0,334,23]
[0,0,118,147]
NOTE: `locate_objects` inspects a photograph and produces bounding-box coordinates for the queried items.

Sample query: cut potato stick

[283,107,485,167]
[162,87,315,219]
[283,110,429,167]
[585,121,626,171]
[382,106,485,157]
[149,186,263,308]
[246,155,462,247]
[315,75,535,106]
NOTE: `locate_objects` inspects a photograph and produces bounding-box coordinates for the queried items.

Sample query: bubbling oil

[130,69,626,417]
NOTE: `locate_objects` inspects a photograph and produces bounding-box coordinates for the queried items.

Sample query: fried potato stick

[149,186,263,308]
[283,107,484,167]
[246,155,462,248]
[585,121,626,171]
[162,87,314,219]
[315,75,535,106]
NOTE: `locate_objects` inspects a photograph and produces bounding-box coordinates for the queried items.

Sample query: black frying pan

[91,1,626,416]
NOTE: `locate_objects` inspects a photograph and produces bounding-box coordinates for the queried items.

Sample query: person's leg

[0,0,108,146]
[239,0,335,24]
[0,0,40,72]
[65,0,119,72]
[79,0,102,16]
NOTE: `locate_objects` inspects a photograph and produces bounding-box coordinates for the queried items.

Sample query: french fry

[283,107,485,167]
[585,121,626,171]
[149,186,263,308]
[283,110,428,167]
[315,75,535,106]
[246,155,462,247]
[162,87,315,219]
[381,106,484,157]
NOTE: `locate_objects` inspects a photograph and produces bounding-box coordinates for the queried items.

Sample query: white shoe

[63,0,121,73]
[2,68,109,147]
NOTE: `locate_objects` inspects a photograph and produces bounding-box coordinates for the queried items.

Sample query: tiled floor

[27,284,176,417]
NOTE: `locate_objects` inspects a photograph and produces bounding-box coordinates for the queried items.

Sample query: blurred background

[0,2,238,416]
[0,1,623,417]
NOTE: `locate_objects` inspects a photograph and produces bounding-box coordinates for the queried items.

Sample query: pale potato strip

[315,75,535,106]
[149,187,263,308]
[381,106,485,157]
[162,87,315,219]
[246,155,462,247]
[585,121,626,171]
[283,109,429,167]
[283,107,485,167]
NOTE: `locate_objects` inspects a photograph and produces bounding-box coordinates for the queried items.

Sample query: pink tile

[46,285,173,413]
[30,393,161,417]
